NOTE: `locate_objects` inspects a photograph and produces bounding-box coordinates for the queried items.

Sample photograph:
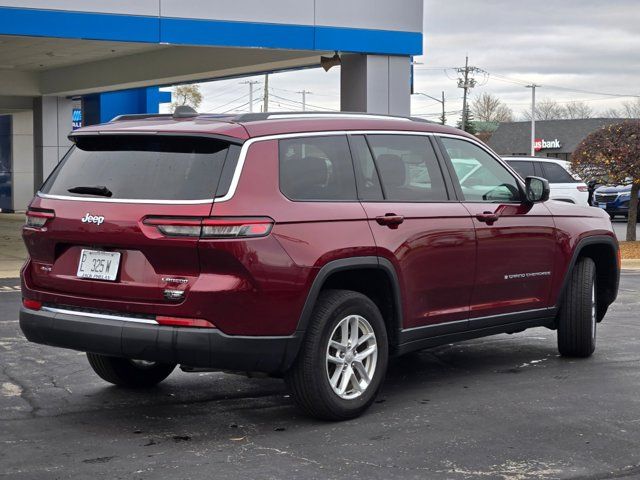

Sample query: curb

[621,259,640,270]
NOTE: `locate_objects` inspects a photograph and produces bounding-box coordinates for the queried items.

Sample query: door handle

[475,211,499,225]
[376,213,404,229]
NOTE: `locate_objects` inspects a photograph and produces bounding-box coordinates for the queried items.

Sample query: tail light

[23,299,42,310]
[143,218,202,237]
[144,217,273,239]
[25,209,55,228]
[201,218,273,238]
[577,185,588,192]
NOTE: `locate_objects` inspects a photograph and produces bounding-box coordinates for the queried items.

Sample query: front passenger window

[441,137,522,203]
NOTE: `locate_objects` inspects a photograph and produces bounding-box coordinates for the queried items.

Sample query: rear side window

[540,162,579,183]
[279,135,357,201]
[366,135,448,202]
[41,135,237,200]
[507,160,535,178]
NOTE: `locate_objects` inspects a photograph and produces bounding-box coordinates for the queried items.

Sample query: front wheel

[285,289,389,420]
[87,353,176,388]
[557,257,597,358]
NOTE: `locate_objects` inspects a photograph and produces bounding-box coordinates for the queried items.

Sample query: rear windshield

[41,135,239,201]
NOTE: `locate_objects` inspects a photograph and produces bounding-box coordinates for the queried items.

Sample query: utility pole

[241,80,260,113]
[526,84,539,156]
[297,90,312,111]
[263,73,269,113]
[456,56,480,132]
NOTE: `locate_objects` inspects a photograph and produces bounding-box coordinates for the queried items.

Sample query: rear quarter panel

[208,139,376,335]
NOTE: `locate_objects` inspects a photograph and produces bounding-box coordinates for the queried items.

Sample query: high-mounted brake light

[25,210,55,228]
[156,315,215,328]
[23,299,42,310]
[144,217,274,239]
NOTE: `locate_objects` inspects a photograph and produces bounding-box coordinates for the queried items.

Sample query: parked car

[593,183,640,219]
[503,156,589,206]
[20,111,620,420]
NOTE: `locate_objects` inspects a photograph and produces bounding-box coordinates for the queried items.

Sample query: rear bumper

[19,307,301,374]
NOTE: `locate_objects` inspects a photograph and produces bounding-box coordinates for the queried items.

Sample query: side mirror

[525,176,550,203]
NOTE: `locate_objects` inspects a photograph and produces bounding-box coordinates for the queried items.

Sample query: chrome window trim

[37,129,494,205]
[37,193,215,204]
[41,306,159,325]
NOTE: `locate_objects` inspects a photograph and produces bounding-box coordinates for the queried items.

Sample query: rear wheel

[557,257,597,358]
[285,289,389,420]
[87,353,176,387]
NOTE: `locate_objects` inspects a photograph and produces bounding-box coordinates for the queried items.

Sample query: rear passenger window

[507,160,535,179]
[540,162,579,183]
[279,136,357,201]
[366,135,448,202]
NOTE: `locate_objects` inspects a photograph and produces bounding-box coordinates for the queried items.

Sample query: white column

[33,96,74,188]
[10,111,34,211]
[340,54,411,116]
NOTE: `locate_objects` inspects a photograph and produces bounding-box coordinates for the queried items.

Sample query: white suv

[504,156,589,206]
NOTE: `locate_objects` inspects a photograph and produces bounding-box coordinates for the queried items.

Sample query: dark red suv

[20,111,620,420]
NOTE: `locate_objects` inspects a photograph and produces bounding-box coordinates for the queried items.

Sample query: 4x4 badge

[81,213,105,225]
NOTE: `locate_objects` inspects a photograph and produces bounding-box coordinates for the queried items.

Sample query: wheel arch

[287,257,403,364]
[558,235,620,321]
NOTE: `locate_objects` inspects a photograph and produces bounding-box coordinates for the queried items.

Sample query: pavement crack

[0,364,39,417]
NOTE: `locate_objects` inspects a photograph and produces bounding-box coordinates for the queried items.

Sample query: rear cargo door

[24,134,240,304]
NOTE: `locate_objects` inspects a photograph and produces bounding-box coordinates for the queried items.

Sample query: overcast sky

[165,0,640,123]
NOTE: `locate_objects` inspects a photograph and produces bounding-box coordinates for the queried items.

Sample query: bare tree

[563,101,593,119]
[621,98,640,118]
[471,92,513,122]
[600,107,621,118]
[170,85,203,112]
[521,98,565,120]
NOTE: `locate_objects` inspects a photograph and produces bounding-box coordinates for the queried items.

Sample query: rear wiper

[67,185,113,197]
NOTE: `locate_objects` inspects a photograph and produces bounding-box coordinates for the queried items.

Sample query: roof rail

[232,111,420,122]
[110,106,200,123]
[109,113,171,122]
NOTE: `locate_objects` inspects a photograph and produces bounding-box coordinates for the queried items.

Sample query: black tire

[86,353,176,388]
[285,289,389,421]
[557,257,597,358]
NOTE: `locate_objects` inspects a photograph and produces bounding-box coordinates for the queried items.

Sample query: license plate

[77,249,121,281]
[598,203,607,209]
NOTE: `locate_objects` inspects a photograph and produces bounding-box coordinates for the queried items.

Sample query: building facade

[0,0,424,211]
[488,118,628,162]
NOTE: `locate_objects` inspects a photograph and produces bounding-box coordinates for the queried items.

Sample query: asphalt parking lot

[1,272,639,480]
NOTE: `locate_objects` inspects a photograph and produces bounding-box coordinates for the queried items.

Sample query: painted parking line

[0,286,20,293]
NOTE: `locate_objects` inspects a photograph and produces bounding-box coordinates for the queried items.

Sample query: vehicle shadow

[41,331,564,439]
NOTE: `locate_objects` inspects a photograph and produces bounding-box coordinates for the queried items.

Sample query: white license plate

[77,249,121,281]
[598,203,607,209]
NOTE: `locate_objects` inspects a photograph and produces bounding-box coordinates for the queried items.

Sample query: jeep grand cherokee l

[19,111,620,420]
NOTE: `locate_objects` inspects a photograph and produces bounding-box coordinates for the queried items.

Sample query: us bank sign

[534,138,562,151]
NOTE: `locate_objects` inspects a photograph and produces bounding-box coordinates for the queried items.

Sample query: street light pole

[526,84,539,156]
[412,91,446,125]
